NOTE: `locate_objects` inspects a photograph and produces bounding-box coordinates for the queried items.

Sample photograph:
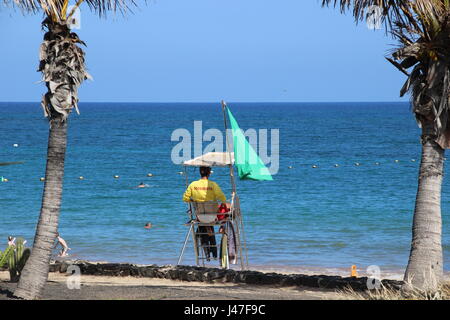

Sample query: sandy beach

[0,271,340,300]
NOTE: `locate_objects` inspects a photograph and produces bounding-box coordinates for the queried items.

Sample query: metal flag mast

[221,100,249,269]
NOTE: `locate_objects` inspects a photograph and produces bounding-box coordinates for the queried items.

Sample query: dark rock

[167,269,179,280]
[259,273,286,285]
[186,271,197,282]
[177,269,190,281]
[280,275,298,286]
[208,270,227,282]
[130,266,140,277]
[137,266,147,277]
[194,270,205,282]
[59,262,69,273]
[43,260,405,292]
[140,267,156,278]
[97,263,117,275]
[299,275,320,288]
[201,271,212,283]
[75,262,88,274]
[154,269,166,278]
[316,275,336,288]
[49,263,61,273]
[120,269,130,277]
[232,272,246,283]
[84,263,98,275]
[224,270,237,282]
[244,272,265,285]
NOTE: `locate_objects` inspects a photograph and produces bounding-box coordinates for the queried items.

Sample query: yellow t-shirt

[182,179,226,202]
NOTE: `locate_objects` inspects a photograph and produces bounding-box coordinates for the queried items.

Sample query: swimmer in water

[54,232,71,257]
[137,182,149,188]
[144,222,152,229]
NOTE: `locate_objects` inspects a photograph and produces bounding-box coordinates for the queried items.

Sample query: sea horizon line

[0,100,409,104]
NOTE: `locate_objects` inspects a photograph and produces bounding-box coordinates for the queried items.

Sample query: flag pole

[221,100,237,195]
[221,100,247,270]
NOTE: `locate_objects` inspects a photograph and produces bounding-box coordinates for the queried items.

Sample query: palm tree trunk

[11,18,87,300]
[404,121,444,292]
[14,118,67,299]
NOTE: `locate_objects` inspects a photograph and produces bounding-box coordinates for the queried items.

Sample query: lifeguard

[182,166,226,203]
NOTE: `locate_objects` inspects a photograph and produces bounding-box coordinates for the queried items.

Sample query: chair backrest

[193,201,218,223]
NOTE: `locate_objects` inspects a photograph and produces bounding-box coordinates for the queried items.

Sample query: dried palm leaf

[39,17,91,121]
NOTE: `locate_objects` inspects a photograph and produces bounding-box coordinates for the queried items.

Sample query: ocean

[0,102,449,278]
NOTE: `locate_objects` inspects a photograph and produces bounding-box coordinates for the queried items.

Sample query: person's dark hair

[199,166,211,177]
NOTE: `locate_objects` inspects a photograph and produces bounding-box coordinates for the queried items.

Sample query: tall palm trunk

[14,118,67,300]
[404,120,444,292]
[13,18,88,300]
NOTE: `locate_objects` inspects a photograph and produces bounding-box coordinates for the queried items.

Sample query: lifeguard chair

[177,152,248,270]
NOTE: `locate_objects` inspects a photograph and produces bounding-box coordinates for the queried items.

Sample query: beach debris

[351,265,358,278]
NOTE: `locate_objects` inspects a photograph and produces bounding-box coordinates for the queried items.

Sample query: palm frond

[321,0,410,29]
[321,0,446,33]
[3,0,137,21]
[75,0,137,18]
[1,0,40,13]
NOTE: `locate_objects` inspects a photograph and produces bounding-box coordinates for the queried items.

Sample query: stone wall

[49,260,403,291]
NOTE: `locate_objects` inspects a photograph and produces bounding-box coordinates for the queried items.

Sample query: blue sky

[0,0,408,102]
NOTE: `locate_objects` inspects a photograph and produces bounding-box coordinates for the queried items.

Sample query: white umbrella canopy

[183,152,234,167]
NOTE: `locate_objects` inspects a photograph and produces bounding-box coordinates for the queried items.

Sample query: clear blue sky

[0,0,408,102]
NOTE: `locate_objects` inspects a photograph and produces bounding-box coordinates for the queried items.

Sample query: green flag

[227,107,273,181]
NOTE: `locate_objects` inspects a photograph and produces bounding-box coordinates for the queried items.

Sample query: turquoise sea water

[0,102,449,276]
